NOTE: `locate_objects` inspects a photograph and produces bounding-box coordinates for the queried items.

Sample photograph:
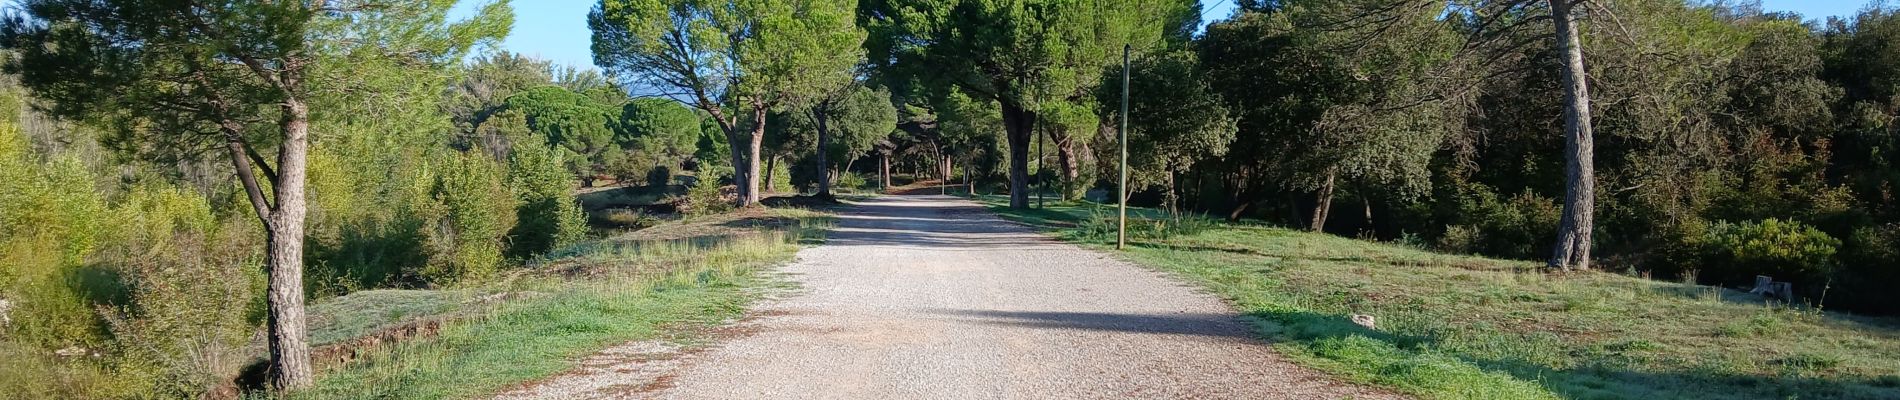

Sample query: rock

[1350,314,1377,330]
[55,346,87,358]
[1748,275,1795,302]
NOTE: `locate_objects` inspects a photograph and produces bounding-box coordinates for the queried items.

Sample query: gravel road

[499,195,1400,399]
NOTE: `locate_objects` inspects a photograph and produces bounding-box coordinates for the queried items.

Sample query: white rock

[55,346,87,358]
[1350,314,1377,330]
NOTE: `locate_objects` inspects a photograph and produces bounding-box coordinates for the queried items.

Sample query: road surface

[499,195,1398,399]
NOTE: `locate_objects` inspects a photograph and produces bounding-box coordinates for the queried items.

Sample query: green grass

[286,208,830,399]
[987,198,1900,400]
[576,184,685,211]
[306,290,474,346]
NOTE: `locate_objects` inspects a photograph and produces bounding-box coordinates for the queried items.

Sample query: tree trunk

[813,108,833,198]
[938,147,948,195]
[1548,0,1597,271]
[963,160,973,195]
[764,156,777,192]
[1310,169,1336,232]
[842,158,857,189]
[1057,128,1082,200]
[266,98,314,390]
[1037,123,1046,207]
[1165,170,1178,215]
[739,105,766,206]
[999,100,1035,208]
[1363,193,1375,238]
[880,153,890,191]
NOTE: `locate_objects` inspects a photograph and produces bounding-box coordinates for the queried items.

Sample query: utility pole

[1117,44,1130,251]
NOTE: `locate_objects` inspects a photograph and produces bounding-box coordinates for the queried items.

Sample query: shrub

[0,123,110,349]
[1701,218,1839,285]
[837,172,869,192]
[508,145,589,259]
[99,192,262,397]
[678,172,735,217]
[646,164,674,188]
[421,152,519,285]
[592,208,658,230]
[1436,188,1559,260]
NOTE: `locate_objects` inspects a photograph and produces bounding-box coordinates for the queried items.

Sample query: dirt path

[498,195,1400,399]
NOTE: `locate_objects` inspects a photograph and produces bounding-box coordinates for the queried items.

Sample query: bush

[1435,188,1560,260]
[591,208,658,230]
[837,172,870,192]
[1701,218,1839,285]
[508,145,589,259]
[677,172,736,217]
[0,123,110,349]
[99,193,262,397]
[421,152,519,285]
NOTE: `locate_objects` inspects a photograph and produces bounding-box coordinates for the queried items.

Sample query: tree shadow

[924,309,1270,340]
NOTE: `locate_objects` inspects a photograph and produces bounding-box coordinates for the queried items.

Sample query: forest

[0,0,1897,398]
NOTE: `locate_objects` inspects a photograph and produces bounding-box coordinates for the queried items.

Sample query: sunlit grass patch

[990,200,1900,400]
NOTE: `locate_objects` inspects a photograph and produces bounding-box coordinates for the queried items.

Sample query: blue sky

[454,0,1875,71]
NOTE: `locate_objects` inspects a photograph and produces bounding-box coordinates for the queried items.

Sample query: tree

[1096,50,1236,212]
[864,0,1198,208]
[446,52,554,157]
[1544,0,1597,270]
[1202,1,1461,231]
[786,84,896,197]
[591,0,865,206]
[622,97,703,171]
[0,0,507,389]
[503,85,622,186]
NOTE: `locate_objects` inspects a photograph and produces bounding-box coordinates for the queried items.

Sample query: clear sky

[454,0,1877,71]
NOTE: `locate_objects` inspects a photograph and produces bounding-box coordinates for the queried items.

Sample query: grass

[284,206,832,399]
[985,197,1900,400]
[306,290,474,346]
[575,184,685,211]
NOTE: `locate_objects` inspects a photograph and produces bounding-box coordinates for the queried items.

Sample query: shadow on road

[925,309,1261,340]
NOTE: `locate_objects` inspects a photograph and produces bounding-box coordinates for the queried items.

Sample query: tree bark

[999,100,1035,208]
[1165,170,1178,215]
[813,106,833,198]
[1037,123,1046,207]
[963,159,973,195]
[1548,0,1597,271]
[764,156,777,192]
[267,97,314,390]
[1310,169,1336,232]
[1363,192,1375,238]
[1057,136,1079,198]
[737,104,766,206]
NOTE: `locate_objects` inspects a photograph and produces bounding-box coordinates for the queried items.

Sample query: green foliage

[508,144,590,260]
[449,53,556,156]
[0,122,109,348]
[1701,219,1840,284]
[504,86,625,185]
[680,172,736,217]
[1096,49,1235,206]
[100,196,263,397]
[1435,188,1563,260]
[422,152,520,285]
[1202,1,1460,197]
[622,98,702,162]
[0,121,271,397]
